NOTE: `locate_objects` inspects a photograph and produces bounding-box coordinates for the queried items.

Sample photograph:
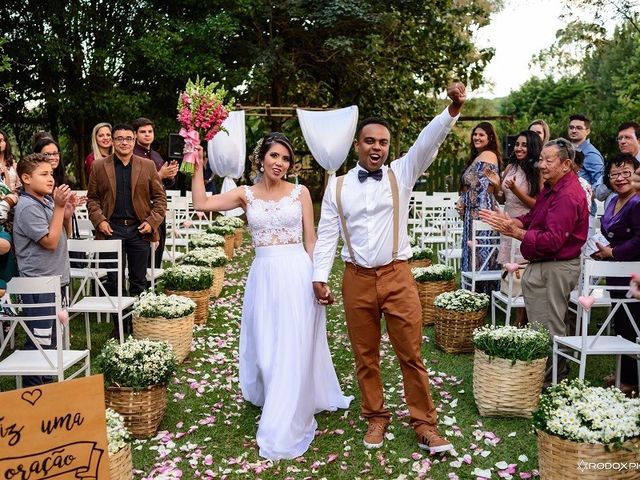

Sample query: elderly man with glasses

[87,123,166,338]
[480,138,589,384]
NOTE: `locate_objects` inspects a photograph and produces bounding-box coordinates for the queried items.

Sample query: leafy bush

[182,247,227,268]
[412,264,455,282]
[532,379,640,444]
[162,265,213,291]
[97,338,176,390]
[206,224,235,236]
[189,233,225,249]
[213,215,244,228]
[133,291,196,319]
[434,289,489,312]
[106,408,131,454]
[473,325,549,363]
[411,246,434,261]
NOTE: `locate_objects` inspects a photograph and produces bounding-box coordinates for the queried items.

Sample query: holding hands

[313,282,335,305]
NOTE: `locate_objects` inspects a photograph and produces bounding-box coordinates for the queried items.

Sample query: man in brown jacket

[87,123,166,335]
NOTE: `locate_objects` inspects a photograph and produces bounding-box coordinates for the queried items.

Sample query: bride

[191,133,352,460]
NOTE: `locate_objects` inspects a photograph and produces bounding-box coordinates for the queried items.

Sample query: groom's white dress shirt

[312,107,458,283]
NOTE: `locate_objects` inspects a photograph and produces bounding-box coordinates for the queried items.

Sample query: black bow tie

[358,169,383,183]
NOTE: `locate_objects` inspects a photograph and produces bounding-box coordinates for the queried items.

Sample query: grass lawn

[0,233,617,479]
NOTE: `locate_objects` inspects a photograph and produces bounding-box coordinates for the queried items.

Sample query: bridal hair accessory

[249,137,265,166]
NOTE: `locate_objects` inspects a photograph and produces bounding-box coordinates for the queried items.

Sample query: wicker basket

[234,228,244,248]
[210,266,225,298]
[473,350,546,418]
[434,306,487,353]
[416,279,455,325]
[105,384,167,439]
[224,235,235,258]
[132,313,194,364]
[409,258,432,269]
[165,288,210,325]
[537,429,640,479]
[109,444,133,480]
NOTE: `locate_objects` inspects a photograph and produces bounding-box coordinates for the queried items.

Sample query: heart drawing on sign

[21,388,43,406]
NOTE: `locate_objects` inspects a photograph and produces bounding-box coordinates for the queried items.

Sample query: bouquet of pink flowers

[176,77,230,175]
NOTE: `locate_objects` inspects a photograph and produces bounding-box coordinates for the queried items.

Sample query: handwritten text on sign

[0,375,109,479]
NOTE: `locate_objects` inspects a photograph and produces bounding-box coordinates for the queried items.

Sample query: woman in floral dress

[457,122,501,294]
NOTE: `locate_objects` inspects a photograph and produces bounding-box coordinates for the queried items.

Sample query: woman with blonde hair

[85,122,113,178]
[528,119,550,145]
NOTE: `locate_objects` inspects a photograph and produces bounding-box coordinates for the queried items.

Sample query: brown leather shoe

[416,428,453,454]
[363,419,389,449]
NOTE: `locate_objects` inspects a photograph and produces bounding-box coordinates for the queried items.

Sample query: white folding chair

[0,276,90,388]
[411,196,454,248]
[461,220,502,291]
[66,239,136,345]
[491,240,526,326]
[552,259,640,385]
[164,198,191,264]
[437,207,463,269]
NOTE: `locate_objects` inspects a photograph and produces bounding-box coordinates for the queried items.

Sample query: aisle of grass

[128,238,615,480]
[0,232,616,479]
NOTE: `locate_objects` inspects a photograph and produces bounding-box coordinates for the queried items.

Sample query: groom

[312,83,466,453]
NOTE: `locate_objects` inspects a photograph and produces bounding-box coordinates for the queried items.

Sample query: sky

[474,0,566,98]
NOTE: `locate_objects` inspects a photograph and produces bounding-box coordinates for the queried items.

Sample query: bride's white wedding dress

[240,184,353,460]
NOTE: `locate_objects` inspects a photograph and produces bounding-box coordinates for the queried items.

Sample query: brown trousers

[342,260,437,430]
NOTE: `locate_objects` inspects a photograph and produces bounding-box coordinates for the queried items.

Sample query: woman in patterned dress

[457,122,502,294]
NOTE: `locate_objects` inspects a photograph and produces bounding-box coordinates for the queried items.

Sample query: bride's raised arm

[191,144,246,213]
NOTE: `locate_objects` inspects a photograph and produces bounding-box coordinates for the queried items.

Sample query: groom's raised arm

[313,177,341,284]
[393,83,466,187]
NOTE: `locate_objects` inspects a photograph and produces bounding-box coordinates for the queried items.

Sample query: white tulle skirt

[240,243,353,460]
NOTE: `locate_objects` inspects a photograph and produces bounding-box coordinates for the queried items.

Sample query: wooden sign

[0,375,110,479]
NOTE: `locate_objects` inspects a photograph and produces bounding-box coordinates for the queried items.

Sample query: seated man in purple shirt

[480,138,589,383]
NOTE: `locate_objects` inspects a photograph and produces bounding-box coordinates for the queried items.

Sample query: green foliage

[411,246,434,261]
[472,325,549,363]
[162,265,213,291]
[503,12,640,159]
[181,247,228,268]
[133,292,196,319]
[206,224,236,236]
[0,0,498,188]
[412,264,455,282]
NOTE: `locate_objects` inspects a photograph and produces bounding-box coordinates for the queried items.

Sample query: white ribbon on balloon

[207,110,246,216]
[297,106,358,178]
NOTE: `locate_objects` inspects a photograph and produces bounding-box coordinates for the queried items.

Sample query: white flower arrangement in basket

[434,289,489,312]
[133,291,196,320]
[411,245,434,261]
[473,325,549,363]
[213,215,244,228]
[181,247,228,268]
[106,408,131,455]
[412,264,455,282]
[533,379,640,445]
[97,338,177,390]
[189,232,225,249]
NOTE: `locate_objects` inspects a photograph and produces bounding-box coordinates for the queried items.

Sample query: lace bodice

[244,185,303,247]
